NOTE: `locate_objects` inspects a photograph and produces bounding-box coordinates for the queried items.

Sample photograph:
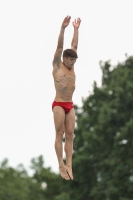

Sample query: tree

[64,55,133,200]
[30,155,63,200]
[0,156,63,200]
[0,159,31,200]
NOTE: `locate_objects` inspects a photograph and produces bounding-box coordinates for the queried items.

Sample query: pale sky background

[0,0,133,174]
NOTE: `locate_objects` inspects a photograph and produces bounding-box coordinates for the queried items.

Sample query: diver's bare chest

[55,70,75,82]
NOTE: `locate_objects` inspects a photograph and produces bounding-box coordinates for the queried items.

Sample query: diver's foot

[65,166,73,180]
[59,165,70,180]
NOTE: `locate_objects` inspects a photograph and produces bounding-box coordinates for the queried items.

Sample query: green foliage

[30,156,62,200]
[66,55,133,200]
[0,156,62,200]
[55,192,70,200]
[0,159,30,200]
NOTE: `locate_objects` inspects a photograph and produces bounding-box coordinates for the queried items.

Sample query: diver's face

[63,57,76,69]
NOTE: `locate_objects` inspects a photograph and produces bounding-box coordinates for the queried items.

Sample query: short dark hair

[63,49,78,58]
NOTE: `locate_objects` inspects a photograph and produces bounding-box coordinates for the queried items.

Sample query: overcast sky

[0,0,133,174]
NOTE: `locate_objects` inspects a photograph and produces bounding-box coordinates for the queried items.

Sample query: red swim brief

[52,101,74,114]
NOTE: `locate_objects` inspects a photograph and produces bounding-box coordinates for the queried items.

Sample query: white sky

[0,0,133,174]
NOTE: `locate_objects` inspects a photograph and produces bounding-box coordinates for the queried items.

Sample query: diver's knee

[56,128,64,140]
[65,131,74,140]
